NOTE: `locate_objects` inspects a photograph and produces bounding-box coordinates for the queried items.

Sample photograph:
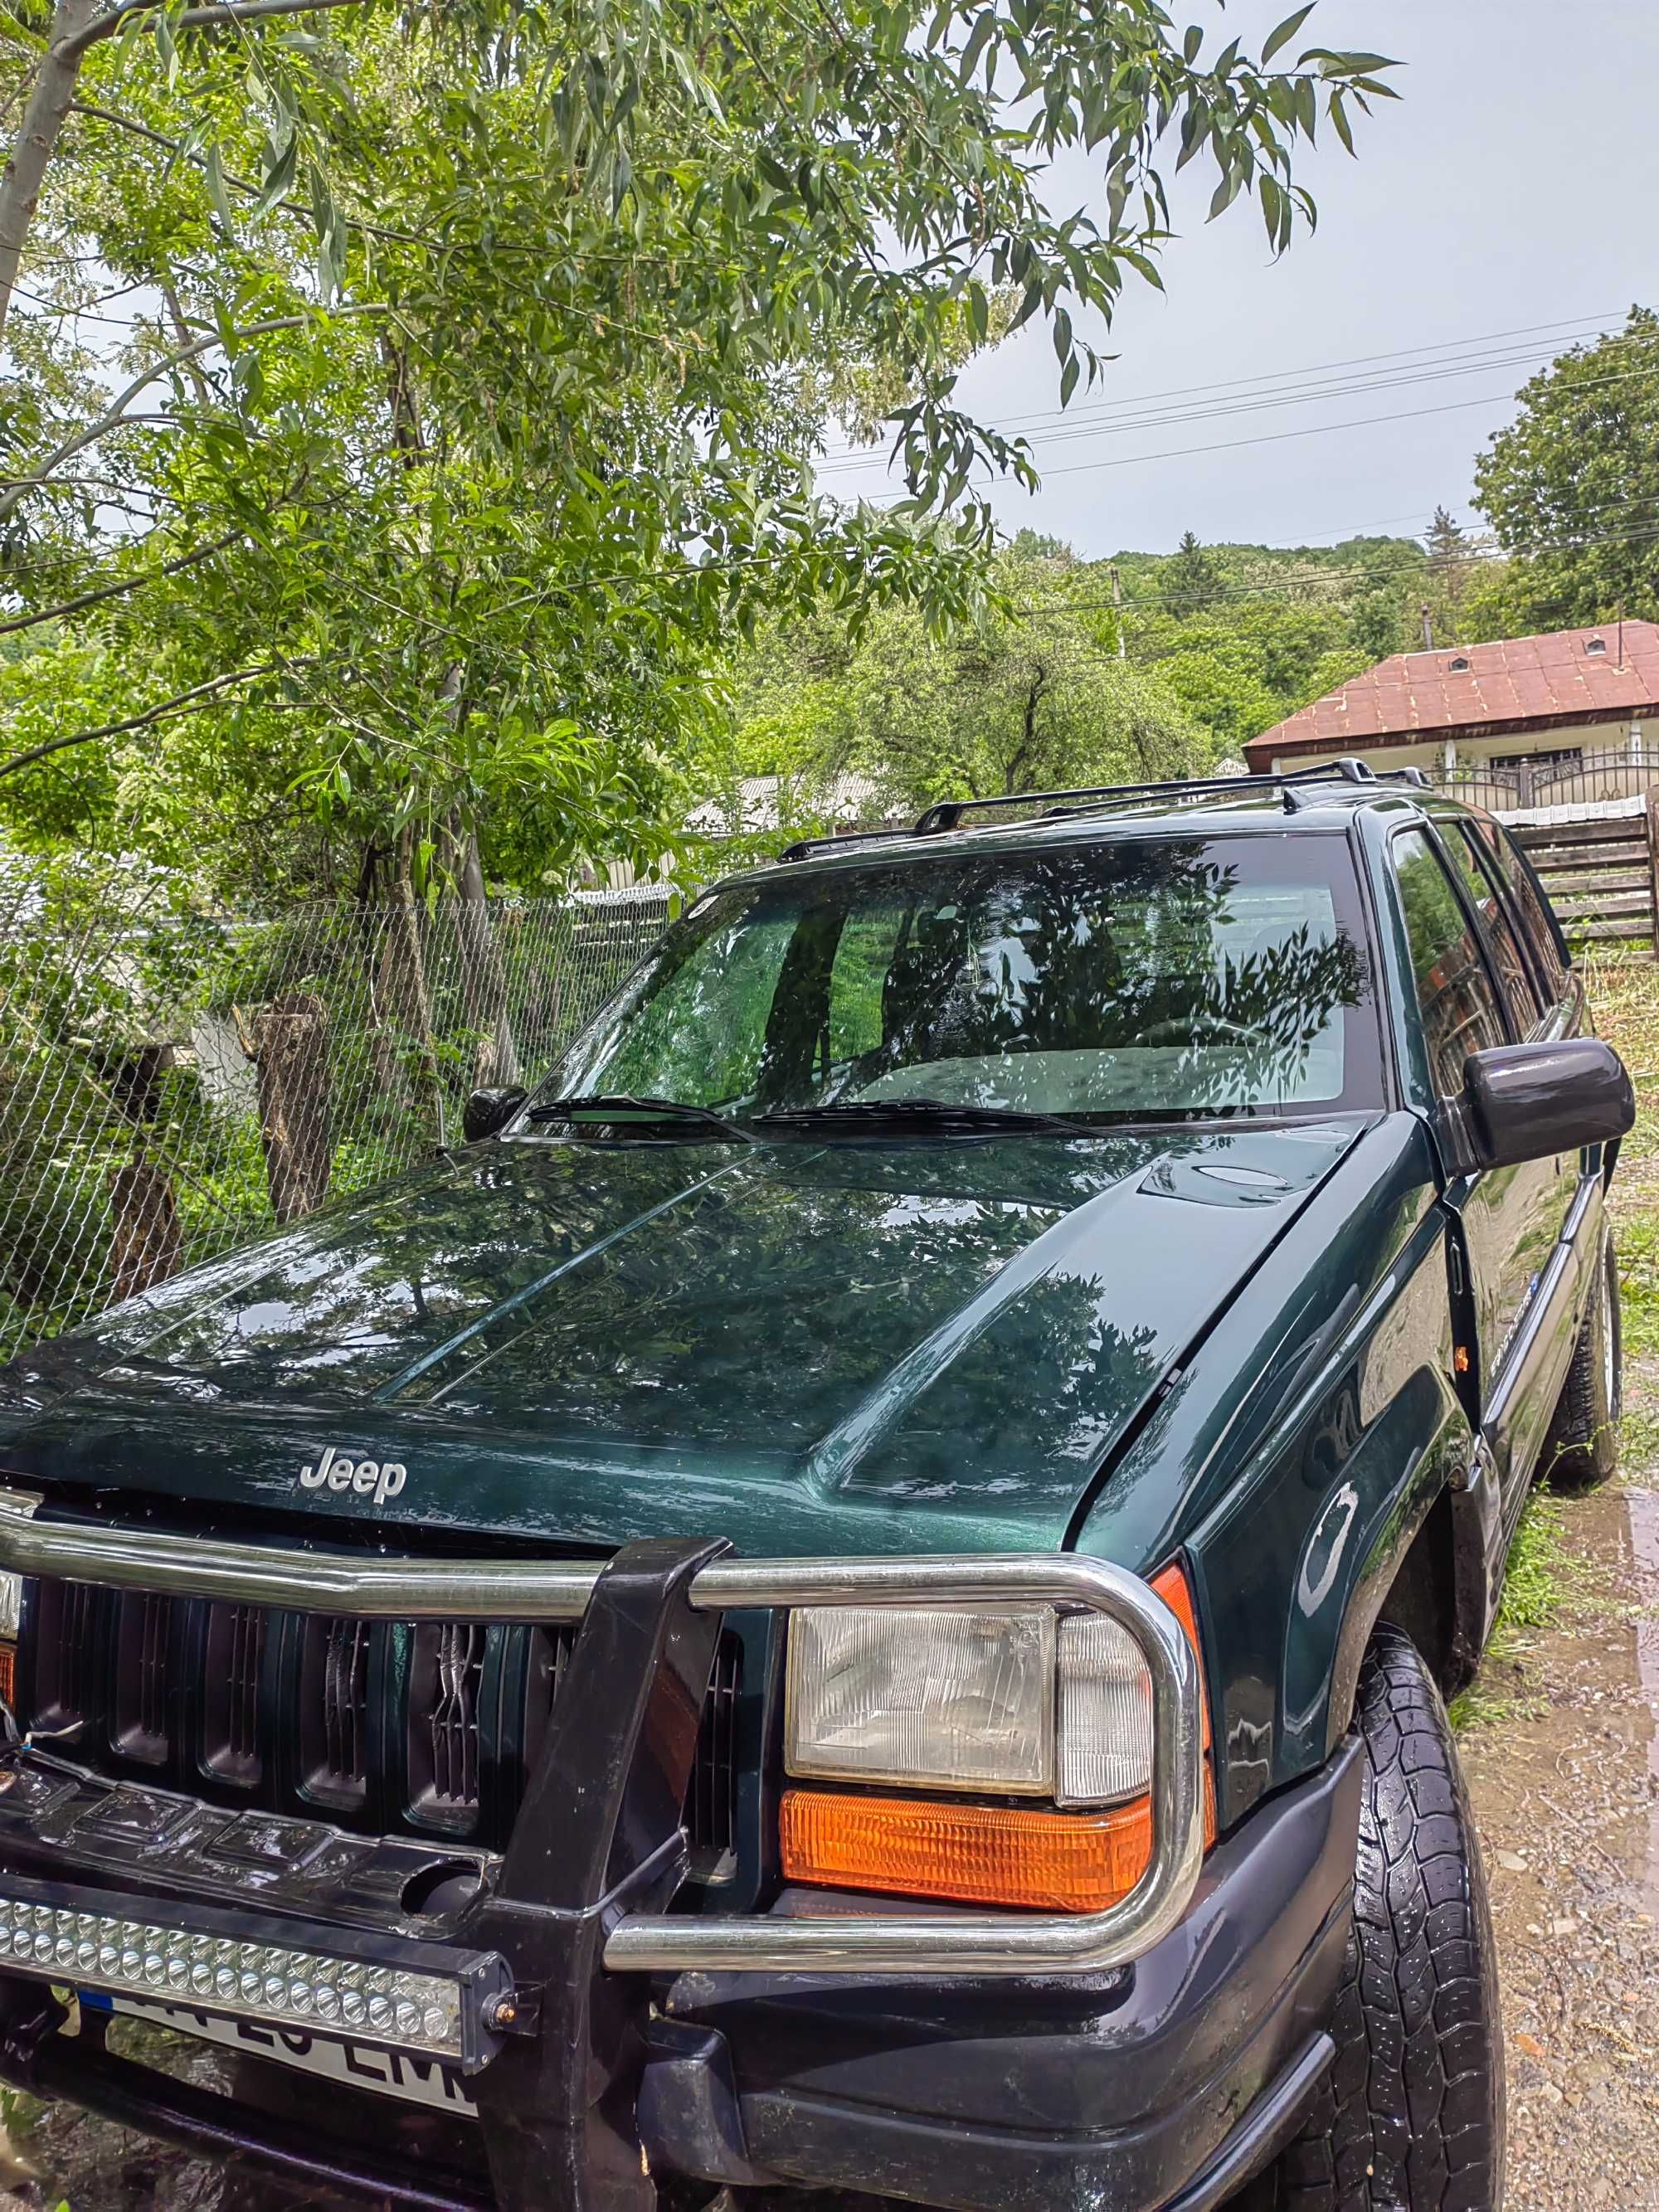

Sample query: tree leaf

[1261,4,1318,66]
[202,143,236,231]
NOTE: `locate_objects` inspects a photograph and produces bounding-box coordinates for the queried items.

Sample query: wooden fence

[1510,806,1658,954]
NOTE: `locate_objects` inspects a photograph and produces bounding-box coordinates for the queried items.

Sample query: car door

[1433,814,1579,1262]
[1389,824,1559,1525]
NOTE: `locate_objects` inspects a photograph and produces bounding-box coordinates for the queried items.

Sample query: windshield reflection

[530,838,1377,1128]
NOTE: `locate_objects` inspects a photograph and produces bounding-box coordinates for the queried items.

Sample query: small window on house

[1586,635,1608,655]
[1448,655,1470,673]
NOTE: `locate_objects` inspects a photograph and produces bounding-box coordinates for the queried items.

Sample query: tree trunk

[0,0,100,351]
[109,1145,183,1299]
[384,825,447,1145]
[455,834,522,1087]
[250,993,333,1223]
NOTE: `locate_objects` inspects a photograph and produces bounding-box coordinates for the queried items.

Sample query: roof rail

[776,826,918,863]
[911,759,1380,836]
[773,759,1395,863]
[1374,765,1432,790]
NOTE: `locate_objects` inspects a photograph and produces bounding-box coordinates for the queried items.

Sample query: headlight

[786,1602,1155,1806]
[781,1568,1214,1914]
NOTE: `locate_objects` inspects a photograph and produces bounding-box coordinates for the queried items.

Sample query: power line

[815,327,1652,477]
[837,360,1659,501]
[815,311,1636,459]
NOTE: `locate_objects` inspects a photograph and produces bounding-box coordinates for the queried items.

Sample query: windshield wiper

[526,1093,754,1141]
[752,1098,1092,1139]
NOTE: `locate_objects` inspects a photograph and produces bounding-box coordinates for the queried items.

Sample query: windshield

[526,834,1380,1129]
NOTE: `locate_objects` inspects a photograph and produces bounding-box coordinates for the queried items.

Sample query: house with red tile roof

[1243,622,1659,780]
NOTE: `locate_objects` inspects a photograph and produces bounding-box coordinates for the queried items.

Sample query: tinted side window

[1473,821,1569,1001]
[1442,823,1540,1028]
[1394,829,1507,1099]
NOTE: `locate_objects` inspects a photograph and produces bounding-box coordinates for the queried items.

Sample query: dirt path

[1461,1477,1659,2211]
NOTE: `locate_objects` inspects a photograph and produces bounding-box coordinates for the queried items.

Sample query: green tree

[1162,530,1223,612]
[1425,503,1472,621]
[1,3,1397,892]
[1471,308,1659,634]
[726,555,1204,820]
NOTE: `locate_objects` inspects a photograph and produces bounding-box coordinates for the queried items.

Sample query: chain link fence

[0,861,674,1364]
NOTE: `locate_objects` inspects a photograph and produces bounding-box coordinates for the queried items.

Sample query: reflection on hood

[3,1122,1365,1546]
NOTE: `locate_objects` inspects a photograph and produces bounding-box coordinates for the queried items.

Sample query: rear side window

[1472,820,1569,1002]
[1393,829,1508,1099]
[1440,824,1540,1028]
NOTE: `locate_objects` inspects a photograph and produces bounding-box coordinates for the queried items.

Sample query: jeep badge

[297,1444,407,1506]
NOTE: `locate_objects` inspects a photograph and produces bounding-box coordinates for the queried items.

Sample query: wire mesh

[0,863,674,1364]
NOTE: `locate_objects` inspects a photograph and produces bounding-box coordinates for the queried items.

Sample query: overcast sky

[818,1,1659,559]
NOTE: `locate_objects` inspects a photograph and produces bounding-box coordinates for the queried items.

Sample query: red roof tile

[1243,622,1659,766]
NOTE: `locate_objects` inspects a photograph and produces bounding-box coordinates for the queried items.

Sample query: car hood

[0,1122,1366,1555]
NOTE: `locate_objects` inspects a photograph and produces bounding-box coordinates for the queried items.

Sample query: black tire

[1253,1627,1506,2212]
[1543,1228,1621,1491]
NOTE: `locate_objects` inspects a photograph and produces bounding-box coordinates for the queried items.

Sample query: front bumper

[0,1495,1352,2212]
[0,1742,1357,2212]
[654,1739,1360,2212]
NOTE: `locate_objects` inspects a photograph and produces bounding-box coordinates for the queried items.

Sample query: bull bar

[0,1485,1204,1976]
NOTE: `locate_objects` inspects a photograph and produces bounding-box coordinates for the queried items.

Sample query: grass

[1450,1489,1579,1731]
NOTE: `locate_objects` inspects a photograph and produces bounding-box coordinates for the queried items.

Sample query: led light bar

[0,1894,504,2065]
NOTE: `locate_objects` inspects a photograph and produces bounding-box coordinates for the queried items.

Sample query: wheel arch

[1324,1467,1493,1752]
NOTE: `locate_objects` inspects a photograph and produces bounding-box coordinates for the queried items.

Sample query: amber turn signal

[781,1787,1162,1913]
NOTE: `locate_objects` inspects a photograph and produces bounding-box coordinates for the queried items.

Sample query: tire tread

[1254,1627,1505,2211]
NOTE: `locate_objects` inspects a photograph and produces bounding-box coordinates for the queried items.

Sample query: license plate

[77,1990,478,2115]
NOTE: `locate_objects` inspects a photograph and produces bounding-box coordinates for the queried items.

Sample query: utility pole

[1111,566,1126,659]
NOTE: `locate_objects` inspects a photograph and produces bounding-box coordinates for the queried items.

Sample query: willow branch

[61,0,363,58]
[0,303,388,526]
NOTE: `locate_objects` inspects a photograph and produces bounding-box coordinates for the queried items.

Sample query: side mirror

[463,1085,528,1144]
[1462,1040,1634,1171]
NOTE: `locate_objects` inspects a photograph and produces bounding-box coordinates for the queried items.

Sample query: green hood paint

[0,1123,1365,1558]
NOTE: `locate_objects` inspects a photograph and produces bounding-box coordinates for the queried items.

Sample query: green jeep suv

[0,763,1634,2212]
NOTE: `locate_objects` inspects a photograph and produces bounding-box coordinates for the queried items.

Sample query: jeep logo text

[298,1445,407,1507]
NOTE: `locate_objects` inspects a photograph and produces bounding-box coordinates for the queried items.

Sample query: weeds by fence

[0,862,673,1364]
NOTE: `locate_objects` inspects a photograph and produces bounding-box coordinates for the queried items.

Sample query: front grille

[300,1616,372,1807]
[20,1579,742,1868]
[31,1579,100,1735]
[687,1636,741,1878]
[111,1592,172,1763]
[407,1621,487,1822]
[202,1603,265,1785]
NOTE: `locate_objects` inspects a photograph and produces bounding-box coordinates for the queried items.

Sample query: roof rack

[776,757,1420,863]
[776,825,921,863]
[911,757,1387,835]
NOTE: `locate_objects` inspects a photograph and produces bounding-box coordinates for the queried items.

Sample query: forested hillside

[713,522,1463,843]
